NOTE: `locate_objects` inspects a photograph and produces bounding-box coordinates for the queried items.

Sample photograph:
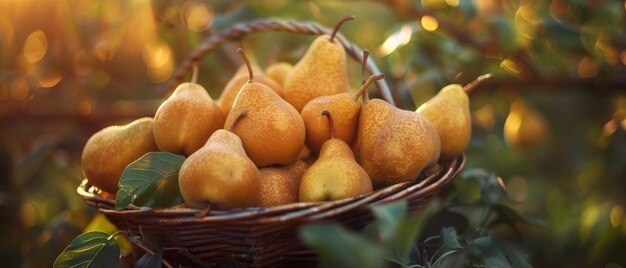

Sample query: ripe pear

[258,160,309,207]
[265,62,293,86]
[224,49,305,167]
[416,84,471,161]
[504,99,549,149]
[178,112,261,209]
[301,74,383,155]
[81,117,158,193]
[300,110,372,202]
[217,70,282,116]
[282,16,354,111]
[356,95,441,188]
[154,71,225,156]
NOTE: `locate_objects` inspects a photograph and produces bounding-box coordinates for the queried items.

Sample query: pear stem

[191,63,199,84]
[329,15,355,43]
[361,49,369,86]
[352,73,385,103]
[237,48,254,83]
[463,73,493,93]
[229,111,248,132]
[321,110,335,139]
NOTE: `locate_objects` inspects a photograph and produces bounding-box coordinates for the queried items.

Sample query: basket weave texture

[78,18,466,267]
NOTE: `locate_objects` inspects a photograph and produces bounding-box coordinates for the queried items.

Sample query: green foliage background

[1,0,625,267]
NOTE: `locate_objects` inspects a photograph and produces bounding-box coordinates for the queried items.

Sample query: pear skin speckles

[357,99,440,188]
[283,35,349,111]
[224,82,305,167]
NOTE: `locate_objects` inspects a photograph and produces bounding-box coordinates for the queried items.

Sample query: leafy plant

[54,231,120,268]
[115,152,186,210]
[299,168,538,268]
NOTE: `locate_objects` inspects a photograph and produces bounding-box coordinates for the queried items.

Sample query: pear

[81,117,158,193]
[282,16,354,111]
[258,160,309,207]
[265,62,293,86]
[299,110,372,202]
[301,74,384,155]
[356,88,441,188]
[504,99,549,149]
[224,48,305,167]
[416,74,492,160]
[178,112,260,209]
[153,68,225,156]
[217,68,282,116]
[416,84,470,161]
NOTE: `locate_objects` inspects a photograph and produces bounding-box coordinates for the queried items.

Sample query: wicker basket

[78,18,466,267]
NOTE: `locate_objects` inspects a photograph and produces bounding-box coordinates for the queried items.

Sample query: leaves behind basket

[77,18,466,267]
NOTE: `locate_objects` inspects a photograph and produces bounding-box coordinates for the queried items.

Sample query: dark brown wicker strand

[162,18,396,106]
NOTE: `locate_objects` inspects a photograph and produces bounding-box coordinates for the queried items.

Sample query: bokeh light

[23,30,47,64]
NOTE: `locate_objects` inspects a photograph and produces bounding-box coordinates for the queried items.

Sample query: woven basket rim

[78,155,464,223]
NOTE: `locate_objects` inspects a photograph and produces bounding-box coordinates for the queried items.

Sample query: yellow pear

[504,99,549,149]
[81,117,158,193]
[282,16,354,111]
[258,160,309,207]
[153,69,225,156]
[301,74,384,155]
[300,110,372,202]
[356,92,441,188]
[224,48,305,167]
[265,62,293,86]
[416,84,471,161]
[217,69,282,116]
[178,112,260,209]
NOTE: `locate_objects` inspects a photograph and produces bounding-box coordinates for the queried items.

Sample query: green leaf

[506,250,532,268]
[84,214,132,254]
[54,231,120,268]
[468,237,511,268]
[135,249,163,268]
[490,203,547,230]
[440,227,464,253]
[299,223,384,268]
[432,250,468,268]
[462,169,508,205]
[606,264,624,268]
[367,200,441,265]
[115,152,186,210]
[370,201,408,240]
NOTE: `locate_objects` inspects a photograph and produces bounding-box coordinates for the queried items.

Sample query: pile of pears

[80,17,475,210]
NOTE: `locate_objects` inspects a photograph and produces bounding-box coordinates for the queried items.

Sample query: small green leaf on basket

[54,231,120,268]
[135,249,163,268]
[115,152,186,210]
[299,223,384,268]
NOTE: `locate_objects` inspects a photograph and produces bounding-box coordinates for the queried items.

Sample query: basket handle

[161,18,396,107]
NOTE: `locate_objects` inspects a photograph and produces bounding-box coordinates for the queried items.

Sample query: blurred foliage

[1,0,625,267]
